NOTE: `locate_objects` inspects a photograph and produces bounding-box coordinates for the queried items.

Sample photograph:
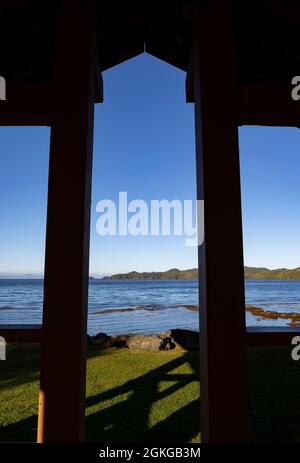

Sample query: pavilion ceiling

[0,0,299,89]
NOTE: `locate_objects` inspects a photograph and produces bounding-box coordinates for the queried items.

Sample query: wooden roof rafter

[0,0,299,126]
[253,0,300,26]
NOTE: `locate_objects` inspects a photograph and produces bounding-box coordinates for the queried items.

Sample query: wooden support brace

[187,70,300,128]
[0,86,53,125]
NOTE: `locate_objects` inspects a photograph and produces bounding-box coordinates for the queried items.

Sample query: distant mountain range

[0,274,105,280]
[104,266,300,280]
[0,273,43,279]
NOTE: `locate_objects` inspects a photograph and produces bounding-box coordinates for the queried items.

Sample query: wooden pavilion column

[37,2,97,443]
[192,4,248,442]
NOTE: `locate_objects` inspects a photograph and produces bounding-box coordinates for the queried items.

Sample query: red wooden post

[192,4,248,442]
[37,3,97,443]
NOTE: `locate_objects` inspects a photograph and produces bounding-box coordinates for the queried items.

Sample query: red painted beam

[0,86,53,125]
[192,4,248,443]
[37,2,97,444]
[0,324,42,342]
[247,327,300,346]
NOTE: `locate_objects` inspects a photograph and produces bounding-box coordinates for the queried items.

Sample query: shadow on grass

[3,345,300,443]
[0,344,41,389]
[0,415,38,443]
[0,349,200,443]
[248,346,300,442]
[86,353,200,442]
[0,343,112,390]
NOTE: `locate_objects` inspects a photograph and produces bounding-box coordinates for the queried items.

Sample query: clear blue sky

[0,53,300,276]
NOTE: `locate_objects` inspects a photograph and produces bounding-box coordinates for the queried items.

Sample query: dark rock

[169,329,199,351]
[110,334,131,348]
[161,336,176,350]
[93,332,111,347]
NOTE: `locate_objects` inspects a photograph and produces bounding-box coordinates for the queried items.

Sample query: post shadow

[85,353,200,443]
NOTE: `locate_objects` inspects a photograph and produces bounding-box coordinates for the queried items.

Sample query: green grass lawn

[1,344,300,442]
[0,344,200,442]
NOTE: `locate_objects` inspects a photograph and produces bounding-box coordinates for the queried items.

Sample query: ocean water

[0,279,300,335]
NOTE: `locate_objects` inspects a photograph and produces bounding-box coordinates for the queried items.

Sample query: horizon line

[2,264,300,279]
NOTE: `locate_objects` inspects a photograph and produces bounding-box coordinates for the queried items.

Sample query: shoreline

[245,304,300,327]
[93,303,300,327]
[1,302,300,327]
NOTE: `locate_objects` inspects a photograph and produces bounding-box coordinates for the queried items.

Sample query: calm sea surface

[0,279,300,335]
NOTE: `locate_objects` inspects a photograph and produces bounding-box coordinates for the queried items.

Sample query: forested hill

[244,266,300,279]
[103,268,198,280]
[103,267,300,280]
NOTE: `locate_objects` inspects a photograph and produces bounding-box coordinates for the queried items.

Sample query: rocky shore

[93,303,300,326]
[245,304,300,326]
[88,304,300,352]
[88,329,199,352]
